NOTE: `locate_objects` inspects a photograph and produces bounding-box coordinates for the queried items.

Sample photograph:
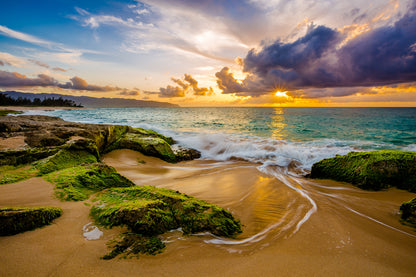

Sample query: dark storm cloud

[0,70,123,92]
[216,6,416,98]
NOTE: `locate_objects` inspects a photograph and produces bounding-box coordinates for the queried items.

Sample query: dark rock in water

[310,150,416,192]
[0,207,62,236]
[400,198,416,226]
[172,145,202,161]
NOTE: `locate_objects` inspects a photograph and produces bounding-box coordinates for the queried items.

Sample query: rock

[400,198,416,226]
[310,150,416,191]
[0,207,62,236]
[102,233,165,260]
[91,185,242,259]
[46,163,135,201]
[110,133,177,163]
[33,148,98,175]
[0,148,60,166]
[172,145,202,161]
[0,115,199,163]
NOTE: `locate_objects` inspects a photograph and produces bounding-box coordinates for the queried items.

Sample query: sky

[0,0,416,107]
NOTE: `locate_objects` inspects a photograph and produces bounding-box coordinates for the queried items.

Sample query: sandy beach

[0,106,83,112]
[1,149,416,276]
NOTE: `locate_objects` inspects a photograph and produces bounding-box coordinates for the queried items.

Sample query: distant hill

[1,91,179,108]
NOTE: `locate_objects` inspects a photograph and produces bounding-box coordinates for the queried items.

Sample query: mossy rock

[92,186,241,259]
[0,164,38,185]
[109,133,177,163]
[0,206,62,236]
[102,233,165,260]
[46,163,135,201]
[33,149,98,175]
[128,127,175,145]
[0,110,23,117]
[0,148,59,166]
[91,185,242,237]
[400,198,416,227]
[310,150,416,191]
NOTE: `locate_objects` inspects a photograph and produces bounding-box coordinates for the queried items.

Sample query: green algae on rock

[102,233,166,260]
[400,198,416,227]
[0,206,62,236]
[310,150,416,192]
[91,185,242,259]
[33,149,98,175]
[109,133,177,163]
[46,163,135,201]
[0,110,23,117]
[0,164,38,185]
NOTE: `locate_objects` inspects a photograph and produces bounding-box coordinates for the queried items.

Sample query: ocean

[31,107,416,172]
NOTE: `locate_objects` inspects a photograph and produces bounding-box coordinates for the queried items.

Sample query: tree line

[0,93,83,107]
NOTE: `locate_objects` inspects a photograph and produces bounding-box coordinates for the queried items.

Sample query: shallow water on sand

[103,150,416,275]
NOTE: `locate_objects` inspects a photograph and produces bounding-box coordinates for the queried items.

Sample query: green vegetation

[45,163,134,201]
[0,164,38,185]
[310,150,416,191]
[0,206,62,236]
[400,198,416,228]
[33,149,98,175]
[129,127,175,145]
[0,110,23,116]
[91,185,242,259]
[107,133,177,162]
[102,233,165,260]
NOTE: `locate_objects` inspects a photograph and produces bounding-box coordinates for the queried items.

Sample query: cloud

[0,25,56,48]
[216,4,416,98]
[147,73,213,97]
[52,67,67,72]
[58,76,122,91]
[0,70,59,87]
[28,59,49,68]
[119,89,140,96]
[0,61,4,66]
[0,70,123,92]
[0,52,27,67]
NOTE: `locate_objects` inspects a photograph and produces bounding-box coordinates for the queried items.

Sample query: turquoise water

[34,107,416,170]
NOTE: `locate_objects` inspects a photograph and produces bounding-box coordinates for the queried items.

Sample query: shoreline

[0,115,416,276]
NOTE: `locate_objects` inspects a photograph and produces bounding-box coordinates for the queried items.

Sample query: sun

[274,91,289,97]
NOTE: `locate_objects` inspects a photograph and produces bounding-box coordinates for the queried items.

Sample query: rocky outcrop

[400,198,416,226]
[0,207,62,236]
[91,185,242,259]
[0,115,201,186]
[0,115,239,258]
[310,150,416,192]
[0,115,200,163]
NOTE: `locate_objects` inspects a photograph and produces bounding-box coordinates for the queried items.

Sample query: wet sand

[1,149,416,276]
